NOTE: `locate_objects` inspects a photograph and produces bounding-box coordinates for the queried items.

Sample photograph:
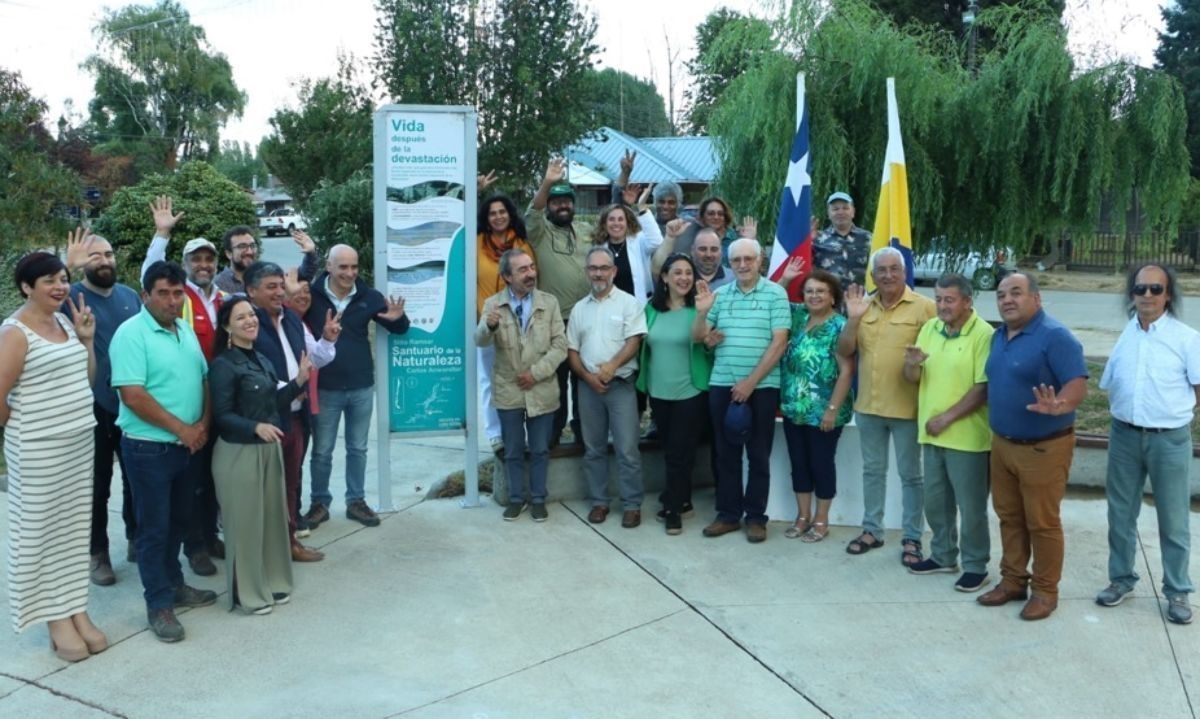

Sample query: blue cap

[723,402,752,446]
[826,191,853,205]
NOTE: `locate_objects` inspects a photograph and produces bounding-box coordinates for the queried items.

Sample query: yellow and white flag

[868,77,914,290]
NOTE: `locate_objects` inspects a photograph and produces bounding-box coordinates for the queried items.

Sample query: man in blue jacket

[301,245,409,528]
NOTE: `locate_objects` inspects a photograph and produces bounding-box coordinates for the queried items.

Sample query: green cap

[548,182,575,199]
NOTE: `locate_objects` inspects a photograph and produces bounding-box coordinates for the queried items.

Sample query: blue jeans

[1106,421,1194,597]
[578,377,643,509]
[310,387,374,508]
[856,412,924,541]
[498,408,554,504]
[120,438,193,610]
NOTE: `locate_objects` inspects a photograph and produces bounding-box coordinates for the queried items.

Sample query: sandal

[800,522,829,543]
[785,516,811,539]
[901,538,923,567]
[846,532,884,555]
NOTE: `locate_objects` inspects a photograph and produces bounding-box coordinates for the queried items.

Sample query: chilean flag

[767,73,813,303]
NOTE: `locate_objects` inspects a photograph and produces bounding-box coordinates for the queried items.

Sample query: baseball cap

[826,191,853,205]
[182,238,218,257]
[723,401,752,446]
[548,182,575,199]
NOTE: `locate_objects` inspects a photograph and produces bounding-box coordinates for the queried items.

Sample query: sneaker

[294,515,312,539]
[174,584,217,608]
[530,503,549,522]
[250,605,273,616]
[489,436,505,457]
[955,572,990,593]
[90,552,116,586]
[664,512,682,536]
[656,502,695,521]
[346,500,381,527]
[148,608,184,643]
[1168,596,1194,625]
[908,559,958,575]
[503,502,526,521]
[272,593,291,605]
[1096,583,1134,607]
[303,503,331,529]
[187,551,217,577]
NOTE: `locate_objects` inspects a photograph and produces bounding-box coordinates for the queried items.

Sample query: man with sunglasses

[1096,264,1200,625]
[978,272,1087,621]
[526,157,592,447]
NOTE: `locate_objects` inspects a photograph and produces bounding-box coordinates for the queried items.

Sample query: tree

[83,0,246,171]
[709,0,1188,255]
[212,141,268,189]
[305,168,375,283]
[374,0,599,194]
[260,56,374,204]
[0,68,83,249]
[1157,0,1200,177]
[580,68,672,136]
[872,0,1064,37]
[683,9,776,134]
[92,160,256,285]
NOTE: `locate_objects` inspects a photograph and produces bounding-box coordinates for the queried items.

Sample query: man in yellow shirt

[838,247,936,564]
[903,273,994,592]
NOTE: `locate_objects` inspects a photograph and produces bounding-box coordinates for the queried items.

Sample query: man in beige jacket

[476,248,567,521]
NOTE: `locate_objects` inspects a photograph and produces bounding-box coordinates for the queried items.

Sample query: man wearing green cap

[527,157,592,446]
[814,191,872,291]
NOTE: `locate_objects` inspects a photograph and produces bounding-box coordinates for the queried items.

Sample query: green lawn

[1076,358,1200,443]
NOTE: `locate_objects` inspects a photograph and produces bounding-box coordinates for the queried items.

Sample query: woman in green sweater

[636,253,714,535]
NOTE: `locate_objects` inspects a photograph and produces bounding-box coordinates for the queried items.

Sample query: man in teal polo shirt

[110,261,215,643]
[903,273,994,593]
[693,238,790,543]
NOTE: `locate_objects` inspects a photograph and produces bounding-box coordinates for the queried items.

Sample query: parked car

[912,240,1015,291]
[259,207,308,237]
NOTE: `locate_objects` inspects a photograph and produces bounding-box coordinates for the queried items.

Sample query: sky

[0,0,1168,146]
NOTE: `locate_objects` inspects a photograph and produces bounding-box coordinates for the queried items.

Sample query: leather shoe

[291,542,325,562]
[1020,595,1058,621]
[187,551,217,577]
[976,584,1028,607]
[208,539,226,560]
[621,510,641,529]
[746,523,767,543]
[89,552,116,586]
[702,520,742,538]
[587,506,609,524]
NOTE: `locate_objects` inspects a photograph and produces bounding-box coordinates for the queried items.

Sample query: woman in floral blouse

[778,266,855,542]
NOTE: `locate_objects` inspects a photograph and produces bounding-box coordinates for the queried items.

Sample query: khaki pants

[990,431,1075,599]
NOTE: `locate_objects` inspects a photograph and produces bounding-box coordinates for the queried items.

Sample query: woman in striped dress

[0,247,106,661]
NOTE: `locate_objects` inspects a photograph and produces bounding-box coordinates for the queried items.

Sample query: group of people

[477,162,1198,627]
[1,198,409,657]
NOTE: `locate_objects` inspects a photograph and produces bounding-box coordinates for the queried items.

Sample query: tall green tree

[0,68,83,249]
[260,57,374,204]
[710,0,1188,255]
[83,0,246,171]
[1157,0,1200,177]
[212,141,268,189]
[374,0,599,193]
[872,0,1064,37]
[580,68,672,137]
[683,9,776,134]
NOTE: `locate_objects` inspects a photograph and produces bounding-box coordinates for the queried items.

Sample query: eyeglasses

[232,242,258,252]
[1133,283,1165,296]
[729,256,756,265]
[586,265,615,273]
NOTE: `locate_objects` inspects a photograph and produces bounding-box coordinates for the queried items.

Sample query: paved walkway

[0,430,1197,718]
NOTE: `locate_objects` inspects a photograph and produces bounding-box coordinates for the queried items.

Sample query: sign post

[373,105,480,509]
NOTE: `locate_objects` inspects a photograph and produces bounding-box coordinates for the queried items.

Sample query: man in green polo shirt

[110,261,214,643]
[526,156,592,447]
[902,273,994,593]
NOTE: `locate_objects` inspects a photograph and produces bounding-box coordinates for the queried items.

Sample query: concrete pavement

[1,425,1198,718]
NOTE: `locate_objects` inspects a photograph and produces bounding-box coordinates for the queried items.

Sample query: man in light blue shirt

[1097,263,1200,625]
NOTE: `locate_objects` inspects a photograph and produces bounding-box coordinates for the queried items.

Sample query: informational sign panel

[376,108,473,433]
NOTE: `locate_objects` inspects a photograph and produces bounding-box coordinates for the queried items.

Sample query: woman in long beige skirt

[209,297,311,614]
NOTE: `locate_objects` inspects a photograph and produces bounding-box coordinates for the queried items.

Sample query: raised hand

[703,329,725,350]
[296,352,312,387]
[291,229,316,254]
[845,283,870,321]
[904,344,928,367]
[69,292,95,343]
[322,309,342,342]
[619,148,637,177]
[543,157,566,185]
[780,255,807,284]
[64,226,90,271]
[637,183,654,207]
[477,170,498,193]
[380,295,406,321]
[621,183,644,207]
[150,195,184,237]
[254,422,285,443]
[666,218,689,239]
[695,279,715,313]
[738,216,758,240]
[284,267,303,295]
[1026,383,1067,415]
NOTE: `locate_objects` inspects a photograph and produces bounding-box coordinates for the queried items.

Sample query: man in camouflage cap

[813,191,872,291]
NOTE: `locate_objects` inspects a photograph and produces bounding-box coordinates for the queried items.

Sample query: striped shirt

[707,277,791,388]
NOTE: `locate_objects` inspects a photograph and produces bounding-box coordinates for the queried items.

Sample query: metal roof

[565,127,717,185]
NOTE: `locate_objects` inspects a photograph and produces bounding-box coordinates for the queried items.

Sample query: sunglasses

[1132,283,1165,296]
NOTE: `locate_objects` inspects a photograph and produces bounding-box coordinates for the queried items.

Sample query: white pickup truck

[258,207,308,237]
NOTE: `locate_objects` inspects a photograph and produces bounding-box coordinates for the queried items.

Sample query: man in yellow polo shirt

[903,273,994,592]
[838,247,936,564]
